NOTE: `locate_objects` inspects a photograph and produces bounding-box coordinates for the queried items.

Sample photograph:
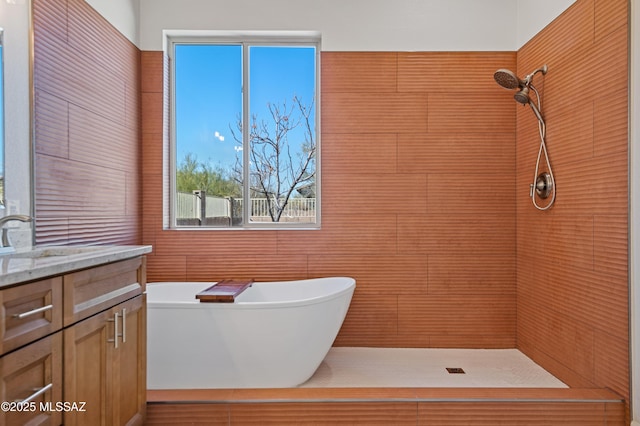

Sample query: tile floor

[300,347,568,388]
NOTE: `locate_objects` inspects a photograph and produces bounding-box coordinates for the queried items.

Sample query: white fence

[177,192,232,218]
[176,192,315,222]
[247,197,316,218]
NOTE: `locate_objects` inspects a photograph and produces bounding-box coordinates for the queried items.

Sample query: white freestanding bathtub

[146,277,356,389]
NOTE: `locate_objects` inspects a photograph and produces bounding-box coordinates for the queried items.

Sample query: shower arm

[522,65,548,86]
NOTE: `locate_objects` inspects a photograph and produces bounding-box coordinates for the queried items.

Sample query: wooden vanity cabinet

[0,255,147,426]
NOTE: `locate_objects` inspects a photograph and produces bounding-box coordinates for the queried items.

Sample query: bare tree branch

[230,96,316,221]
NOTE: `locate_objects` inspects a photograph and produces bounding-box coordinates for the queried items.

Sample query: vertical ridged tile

[185,255,308,282]
[543,99,594,166]
[69,104,138,172]
[230,403,417,425]
[518,257,628,342]
[153,229,278,257]
[553,153,628,214]
[323,92,428,134]
[321,52,397,93]
[398,215,514,255]
[398,295,515,339]
[141,51,165,93]
[322,133,397,175]
[146,404,229,425]
[308,254,428,294]
[594,89,628,158]
[516,215,594,270]
[428,254,516,295]
[517,299,596,384]
[277,215,397,255]
[322,173,427,215]
[594,215,628,277]
[516,0,629,396]
[428,92,515,133]
[334,294,399,347]
[595,330,629,405]
[398,52,516,93]
[33,0,141,245]
[427,174,515,214]
[142,49,518,349]
[419,402,612,425]
[145,255,187,282]
[146,391,625,426]
[34,89,69,158]
[398,133,515,174]
[35,154,127,217]
[595,0,628,43]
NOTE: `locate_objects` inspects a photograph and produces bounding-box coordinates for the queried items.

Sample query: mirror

[0,28,4,209]
[0,1,34,248]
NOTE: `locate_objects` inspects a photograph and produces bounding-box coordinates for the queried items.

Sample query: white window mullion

[242,43,251,226]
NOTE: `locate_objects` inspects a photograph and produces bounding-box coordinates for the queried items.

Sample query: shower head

[494,69,522,90]
[494,64,548,90]
[514,86,530,104]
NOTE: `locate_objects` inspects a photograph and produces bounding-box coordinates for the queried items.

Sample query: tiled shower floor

[299,347,567,388]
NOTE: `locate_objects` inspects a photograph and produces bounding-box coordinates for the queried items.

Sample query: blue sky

[174,44,316,174]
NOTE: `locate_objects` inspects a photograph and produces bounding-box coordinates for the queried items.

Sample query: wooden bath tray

[196,279,254,303]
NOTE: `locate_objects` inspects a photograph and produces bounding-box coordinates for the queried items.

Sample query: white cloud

[214,131,225,142]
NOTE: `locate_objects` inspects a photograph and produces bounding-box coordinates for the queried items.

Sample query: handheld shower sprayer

[493,64,555,211]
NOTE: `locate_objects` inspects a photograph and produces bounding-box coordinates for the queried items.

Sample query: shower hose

[529,85,555,211]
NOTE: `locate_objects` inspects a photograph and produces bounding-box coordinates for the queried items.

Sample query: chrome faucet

[0,215,33,248]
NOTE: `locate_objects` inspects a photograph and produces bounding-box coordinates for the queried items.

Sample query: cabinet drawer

[0,332,63,426]
[0,277,63,355]
[64,257,145,326]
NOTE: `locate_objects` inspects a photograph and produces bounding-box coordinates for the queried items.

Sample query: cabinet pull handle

[107,312,119,348]
[121,308,127,343]
[14,383,53,404]
[13,304,53,319]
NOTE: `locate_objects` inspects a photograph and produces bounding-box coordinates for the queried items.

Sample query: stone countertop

[0,245,153,288]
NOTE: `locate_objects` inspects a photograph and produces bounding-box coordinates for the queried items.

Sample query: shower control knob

[534,172,553,199]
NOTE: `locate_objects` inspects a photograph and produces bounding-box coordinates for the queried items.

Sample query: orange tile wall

[515,0,629,405]
[141,50,518,348]
[32,0,142,245]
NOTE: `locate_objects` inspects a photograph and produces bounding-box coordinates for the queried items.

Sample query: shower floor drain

[446,367,466,374]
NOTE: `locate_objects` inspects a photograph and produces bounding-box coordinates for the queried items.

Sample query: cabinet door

[64,295,146,426]
[64,307,115,426]
[0,332,63,426]
[112,295,146,426]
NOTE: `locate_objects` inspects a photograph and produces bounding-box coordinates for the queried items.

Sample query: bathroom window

[168,34,320,229]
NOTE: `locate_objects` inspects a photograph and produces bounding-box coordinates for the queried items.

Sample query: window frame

[166,31,321,230]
